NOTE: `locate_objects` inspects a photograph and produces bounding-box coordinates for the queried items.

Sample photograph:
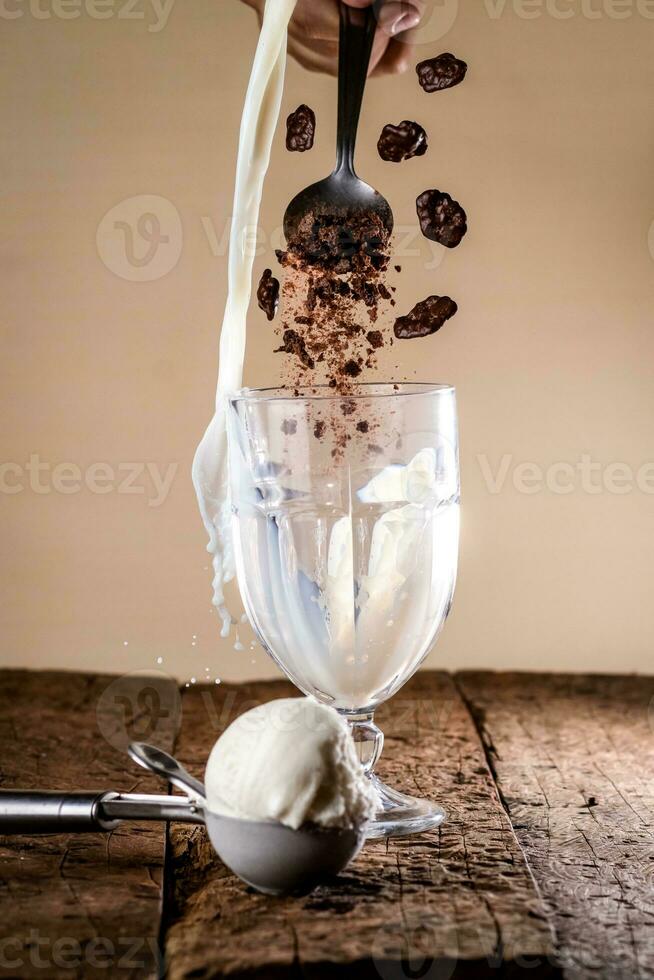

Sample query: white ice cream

[204,698,380,830]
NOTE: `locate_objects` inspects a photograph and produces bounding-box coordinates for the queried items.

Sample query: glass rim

[229,381,455,405]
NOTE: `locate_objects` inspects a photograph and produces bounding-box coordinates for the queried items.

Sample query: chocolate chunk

[286,104,316,152]
[416,190,467,248]
[275,329,315,369]
[416,53,467,93]
[286,207,390,273]
[378,120,428,163]
[343,359,362,378]
[394,295,458,339]
[356,420,369,433]
[257,269,280,321]
[281,418,297,435]
[366,330,384,350]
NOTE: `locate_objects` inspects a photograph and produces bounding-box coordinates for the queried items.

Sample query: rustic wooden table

[0,670,652,979]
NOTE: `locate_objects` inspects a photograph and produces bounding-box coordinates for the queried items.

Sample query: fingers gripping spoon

[283,2,393,255]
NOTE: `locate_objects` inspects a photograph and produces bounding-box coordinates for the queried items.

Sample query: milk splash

[192,0,298,636]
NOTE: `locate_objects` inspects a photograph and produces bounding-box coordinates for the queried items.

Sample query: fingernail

[392,10,420,34]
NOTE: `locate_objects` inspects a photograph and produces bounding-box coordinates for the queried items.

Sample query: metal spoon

[128,741,206,802]
[129,742,364,895]
[283,3,393,255]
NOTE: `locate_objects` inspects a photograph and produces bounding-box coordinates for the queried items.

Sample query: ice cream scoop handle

[0,790,121,834]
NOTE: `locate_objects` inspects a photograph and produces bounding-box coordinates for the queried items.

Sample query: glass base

[365,774,446,839]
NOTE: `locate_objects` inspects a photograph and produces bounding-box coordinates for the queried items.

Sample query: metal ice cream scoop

[0,743,364,896]
[129,741,364,896]
[283,3,393,254]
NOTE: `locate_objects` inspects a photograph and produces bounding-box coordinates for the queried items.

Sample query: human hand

[241,0,425,76]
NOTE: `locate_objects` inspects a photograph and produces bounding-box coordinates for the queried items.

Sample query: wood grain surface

[164,673,559,979]
[457,672,654,980]
[0,670,180,979]
[2,669,651,979]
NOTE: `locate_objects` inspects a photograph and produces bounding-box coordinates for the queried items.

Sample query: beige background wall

[2,0,653,682]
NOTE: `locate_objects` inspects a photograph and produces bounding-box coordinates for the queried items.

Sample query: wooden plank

[165,672,560,979]
[0,669,180,980]
[456,671,654,980]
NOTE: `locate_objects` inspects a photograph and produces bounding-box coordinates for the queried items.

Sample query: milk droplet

[240,613,248,624]
[215,678,221,685]
[156,656,163,665]
[234,641,245,651]
[123,641,129,646]
[191,677,197,684]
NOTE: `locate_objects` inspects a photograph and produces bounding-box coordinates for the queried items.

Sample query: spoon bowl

[205,811,364,896]
[282,3,393,258]
[283,172,393,254]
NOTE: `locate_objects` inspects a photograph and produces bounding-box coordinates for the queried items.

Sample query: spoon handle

[335,2,376,174]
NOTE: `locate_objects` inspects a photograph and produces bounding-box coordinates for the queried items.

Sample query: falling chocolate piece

[377,120,428,163]
[280,418,297,435]
[343,359,362,378]
[416,190,467,248]
[286,104,316,152]
[274,329,315,369]
[416,53,467,93]
[257,269,280,321]
[366,330,384,349]
[394,295,458,339]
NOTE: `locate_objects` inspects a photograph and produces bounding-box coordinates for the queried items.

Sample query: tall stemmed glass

[228,383,459,837]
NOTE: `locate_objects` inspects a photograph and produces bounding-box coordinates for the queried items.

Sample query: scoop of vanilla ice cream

[205,697,379,830]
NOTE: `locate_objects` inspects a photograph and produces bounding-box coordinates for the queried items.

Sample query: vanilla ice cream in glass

[227,382,459,837]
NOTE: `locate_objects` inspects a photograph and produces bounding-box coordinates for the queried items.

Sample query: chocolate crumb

[275,329,315,369]
[286,104,316,152]
[378,120,428,163]
[366,330,384,349]
[281,418,297,435]
[416,189,467,248]
[368,443,383,455]
[343,359,362,378]
[394,295,458,339]
[283,206,390,273]
[313,420,326,439]
[416,53,467,93]
[394,265,401,273]
[257,269,280,321]
[356,420,369,433]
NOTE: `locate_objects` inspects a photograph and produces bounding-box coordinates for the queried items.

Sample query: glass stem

[344,711,383,774]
